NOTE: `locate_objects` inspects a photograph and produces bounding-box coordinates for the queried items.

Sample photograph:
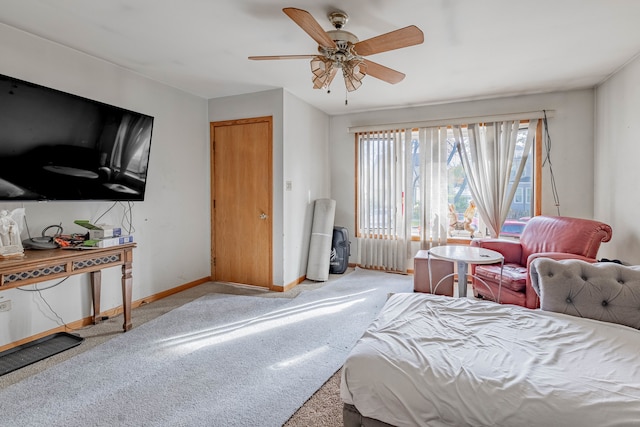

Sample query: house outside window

[515,188,524,204]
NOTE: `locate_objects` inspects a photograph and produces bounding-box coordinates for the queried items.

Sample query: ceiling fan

[249,7,424,94]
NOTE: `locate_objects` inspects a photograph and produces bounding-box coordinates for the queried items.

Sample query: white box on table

[74,220,121,239]
[82,235,134,248]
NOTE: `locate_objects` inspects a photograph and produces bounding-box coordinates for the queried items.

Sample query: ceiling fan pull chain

[345,88,348,106]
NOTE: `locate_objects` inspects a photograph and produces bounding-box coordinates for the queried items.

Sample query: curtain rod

[347,110,555,133]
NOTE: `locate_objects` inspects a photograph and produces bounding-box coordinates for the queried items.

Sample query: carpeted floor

[0,267,411,426]
[285,369,343,426]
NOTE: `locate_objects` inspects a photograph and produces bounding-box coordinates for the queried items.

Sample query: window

[515,188,523,204]
[357,121,540,241]
[411,123,535,239]
[357,129,406,237]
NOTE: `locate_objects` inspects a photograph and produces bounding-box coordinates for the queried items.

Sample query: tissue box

[74,220,122,239]
[82,235,134,248]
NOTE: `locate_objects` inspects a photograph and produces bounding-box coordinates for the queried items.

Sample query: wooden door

[210,116,273,288]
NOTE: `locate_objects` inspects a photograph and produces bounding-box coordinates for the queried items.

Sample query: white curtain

[417,127,450,249]
[454,120,537,237]
[357,129,411,272]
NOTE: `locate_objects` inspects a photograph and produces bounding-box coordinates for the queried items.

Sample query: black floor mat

[0,332,84,376]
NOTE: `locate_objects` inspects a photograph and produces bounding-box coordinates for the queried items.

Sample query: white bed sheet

[341,293,640,427]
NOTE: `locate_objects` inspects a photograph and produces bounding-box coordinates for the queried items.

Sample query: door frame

[210,116,273,287]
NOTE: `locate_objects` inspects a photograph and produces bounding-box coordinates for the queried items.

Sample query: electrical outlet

[0,300,11,312]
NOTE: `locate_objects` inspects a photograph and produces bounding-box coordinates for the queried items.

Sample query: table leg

[457,261,468,298]
[121,255,133,332]
[90,270,102,324]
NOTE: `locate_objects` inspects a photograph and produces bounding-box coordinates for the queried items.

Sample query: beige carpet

[0,270,355,425]
[285,369,343,426]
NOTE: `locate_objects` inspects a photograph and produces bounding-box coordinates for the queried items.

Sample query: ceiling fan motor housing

[327,30,359,45]
[328,11,349,29]
[320,30,361,65]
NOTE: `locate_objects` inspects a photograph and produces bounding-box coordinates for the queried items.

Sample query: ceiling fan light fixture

[343,60,366,92]
[311,56,336,89]
[311,56,329,76]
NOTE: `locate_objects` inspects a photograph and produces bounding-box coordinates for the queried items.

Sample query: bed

[340,258,640,426]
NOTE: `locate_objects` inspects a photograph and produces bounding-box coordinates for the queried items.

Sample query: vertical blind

[417,127,450,247]
[357,129,410,272]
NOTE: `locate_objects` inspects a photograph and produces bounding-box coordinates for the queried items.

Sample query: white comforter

[340,293,640,427]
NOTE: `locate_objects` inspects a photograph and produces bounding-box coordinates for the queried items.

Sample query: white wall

[283,91,331,285]
[0,24,210,346]
[595,55,640,264]
[329,89,598,266]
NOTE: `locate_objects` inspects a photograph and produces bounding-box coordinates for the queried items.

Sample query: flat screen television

[0,73,154,201]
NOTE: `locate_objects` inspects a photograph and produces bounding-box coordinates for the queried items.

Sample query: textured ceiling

[1,0,640,115]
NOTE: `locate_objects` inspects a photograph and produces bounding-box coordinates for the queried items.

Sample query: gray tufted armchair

[530,258,640,329]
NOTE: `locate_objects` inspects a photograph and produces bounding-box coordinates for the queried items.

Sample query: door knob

[259,213,268,220]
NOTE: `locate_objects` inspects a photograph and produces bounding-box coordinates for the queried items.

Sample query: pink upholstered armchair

[470,215,612,308]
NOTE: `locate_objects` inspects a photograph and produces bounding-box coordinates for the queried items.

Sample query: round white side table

[428,245,504,298]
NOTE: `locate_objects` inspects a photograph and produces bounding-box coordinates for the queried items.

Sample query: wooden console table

[0,243,135,331]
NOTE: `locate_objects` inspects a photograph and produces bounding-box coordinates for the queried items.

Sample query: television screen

[0,73,154,201]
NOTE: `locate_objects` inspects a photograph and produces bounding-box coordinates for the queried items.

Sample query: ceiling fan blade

[249,55,317,60]
[355,25,424,56]
[362,59,405,84]
[283,7,337,49]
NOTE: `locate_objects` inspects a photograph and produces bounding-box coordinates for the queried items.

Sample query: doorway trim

[210,116,273,288]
